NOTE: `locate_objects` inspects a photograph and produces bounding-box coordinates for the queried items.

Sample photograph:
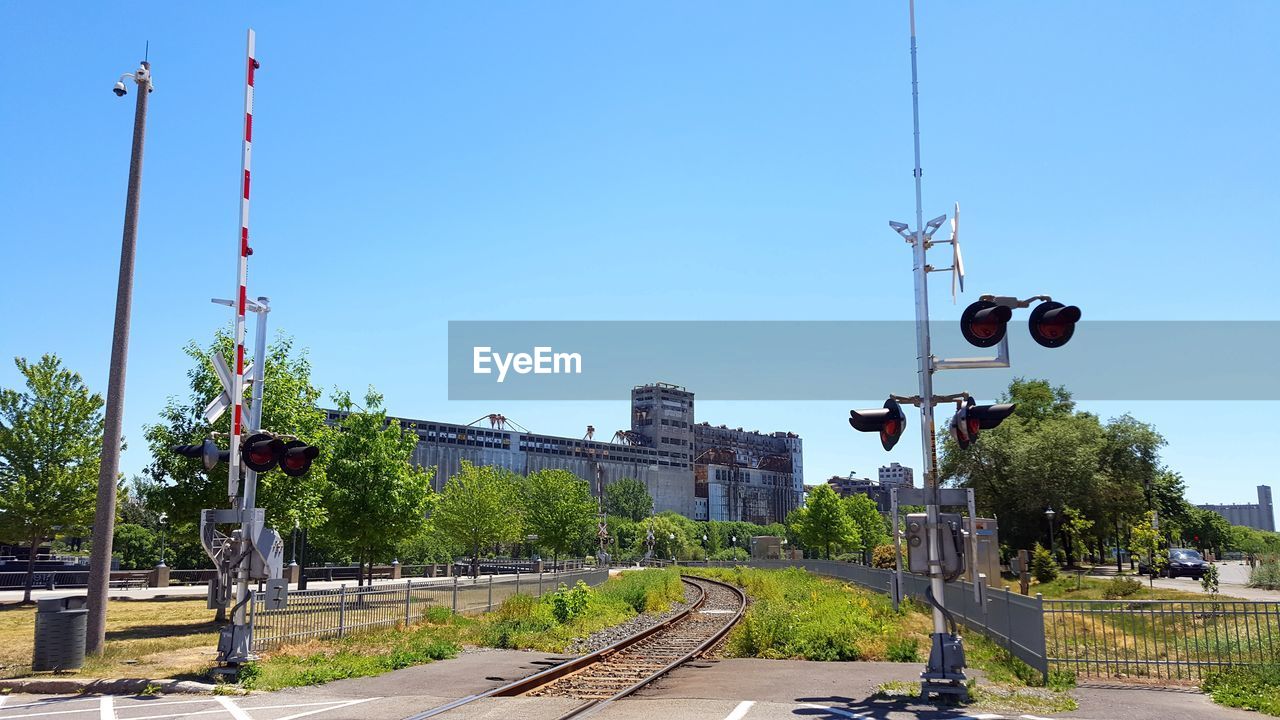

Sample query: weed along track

[406,575,745,720]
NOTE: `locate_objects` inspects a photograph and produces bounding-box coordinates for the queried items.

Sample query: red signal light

[960,300,1013,348]
[1029,301,1081,348]
[849,398,908,451]
[241,432,284,473]
[280,440,320,477]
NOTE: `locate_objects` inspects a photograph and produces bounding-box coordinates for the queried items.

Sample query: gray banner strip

[447,321,1280,401]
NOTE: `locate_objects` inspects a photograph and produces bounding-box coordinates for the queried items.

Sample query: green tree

[788,484,857,559]
[1030,543,1059,583]
[0,355,105,603]
[523,469,597,566]
[635,514,692,560]
[433,460,523,576]
[603,477,653,522]
[144,330,332,560]
[842,494,890,553]
[1059,505,1094,567]
[1129,510,1164,583]
[324,388,434,585]
[112,523,159,570]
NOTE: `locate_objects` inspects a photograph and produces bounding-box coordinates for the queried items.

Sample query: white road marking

[214,697,252,720]
[722,700,755,720]
[1,706,123,719]
[100,696,114,720]
[1021,716,1056,720]
[798,704,867,718]
[273,698,379,720]
[0,698,102,711]
[114,709,229,720]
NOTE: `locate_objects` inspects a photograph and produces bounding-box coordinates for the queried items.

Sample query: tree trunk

[471,545,479,579]
[1115,522,1123,573]
[24,534,40,604]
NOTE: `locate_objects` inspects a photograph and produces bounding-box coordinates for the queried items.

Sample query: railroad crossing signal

[175,432,320,476]
[1028,301,1082,348]
[172,437,229,471]
[959,300,1012,348]
[848,398,908,451]
[948,398,1017,450]
[279,439,320,477]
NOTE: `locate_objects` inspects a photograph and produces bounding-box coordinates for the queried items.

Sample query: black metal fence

[1045,599,1280,681]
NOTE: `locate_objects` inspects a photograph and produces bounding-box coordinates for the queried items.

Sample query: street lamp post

[157,512,168,568]
[1045,507,1057,561]
[87,58,154,656]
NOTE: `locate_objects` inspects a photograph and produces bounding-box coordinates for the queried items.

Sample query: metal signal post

[859,0,1079,699]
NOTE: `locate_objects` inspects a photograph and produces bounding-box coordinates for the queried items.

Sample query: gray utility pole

[87,60,153,656]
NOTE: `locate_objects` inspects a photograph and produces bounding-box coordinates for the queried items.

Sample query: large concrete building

[878,463,914,489]
[1197,485,1275,532]
[326,382,802,523]
[826,472,891,513]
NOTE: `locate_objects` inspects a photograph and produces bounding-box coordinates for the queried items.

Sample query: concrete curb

[0,677,229,695]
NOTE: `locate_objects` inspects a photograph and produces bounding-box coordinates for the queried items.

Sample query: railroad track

[406,574,745,720]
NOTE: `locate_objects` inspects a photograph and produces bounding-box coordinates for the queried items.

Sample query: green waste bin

[33,596,88,671]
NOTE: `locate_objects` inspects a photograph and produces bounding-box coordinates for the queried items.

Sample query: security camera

[113,81,127,97]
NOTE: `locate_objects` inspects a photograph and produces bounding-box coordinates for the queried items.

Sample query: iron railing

[1045,599,1280,681]
[251,567,610,652]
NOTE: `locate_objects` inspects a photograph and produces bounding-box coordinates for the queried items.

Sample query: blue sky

[1,2,1276,509]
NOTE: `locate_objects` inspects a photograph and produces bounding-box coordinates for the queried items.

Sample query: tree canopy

[603,477,653,522]
[522,469,597,563]
[432,460,524,576]
[323,388,434,584]
[0,355,105,603]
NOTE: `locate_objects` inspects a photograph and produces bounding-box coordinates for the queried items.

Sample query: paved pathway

[1,655,1253,720]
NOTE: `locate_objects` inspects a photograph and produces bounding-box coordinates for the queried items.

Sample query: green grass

[247,568,685,689]
[683,566,933,661]
[876,679,1078,715]
[1007,573,1238,601]
[1202,664,1280,715]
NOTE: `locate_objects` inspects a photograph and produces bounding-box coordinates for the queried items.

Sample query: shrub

[1031,543,1058,584]
[1203,664,1280,715]
[1101,576,1142,599]
[886,637,919,663]
[1248,557,1280,590]
[1201,563,1220,597]
[872,544,897,569]
[550,581,591,623]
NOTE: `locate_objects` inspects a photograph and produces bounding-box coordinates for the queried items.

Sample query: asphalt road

[1148,561,1278,601]
[0,655,1256,720]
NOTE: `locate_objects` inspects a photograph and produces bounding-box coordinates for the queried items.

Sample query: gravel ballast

[563,580,701,655]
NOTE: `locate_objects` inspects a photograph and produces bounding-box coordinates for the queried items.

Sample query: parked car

[1139,548,1207,579]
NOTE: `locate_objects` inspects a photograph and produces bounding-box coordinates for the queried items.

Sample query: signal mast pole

[221,29,263,666]
[904,0,948,647]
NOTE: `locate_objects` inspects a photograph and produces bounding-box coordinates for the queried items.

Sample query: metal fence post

[488,573,493,611]
[538,571,543,596]
[337,585,347,638]
[452,575,459,612]
[405,579,412,626]
[515,571,520,595]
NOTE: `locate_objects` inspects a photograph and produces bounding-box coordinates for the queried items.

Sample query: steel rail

[403,575,745,720]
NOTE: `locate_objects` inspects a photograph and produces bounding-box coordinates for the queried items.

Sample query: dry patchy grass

[0,598,219,680]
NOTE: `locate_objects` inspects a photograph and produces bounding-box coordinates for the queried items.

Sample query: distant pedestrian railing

[1045,599,1280,681]
[250,567,609,652]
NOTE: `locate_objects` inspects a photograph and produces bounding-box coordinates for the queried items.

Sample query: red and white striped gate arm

[228,28,258,502]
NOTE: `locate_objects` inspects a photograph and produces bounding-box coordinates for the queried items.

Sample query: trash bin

[33,596,88,671]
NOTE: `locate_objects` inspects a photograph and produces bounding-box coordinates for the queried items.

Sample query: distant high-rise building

[1197,485,1275,532]
[879,463,914,489]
